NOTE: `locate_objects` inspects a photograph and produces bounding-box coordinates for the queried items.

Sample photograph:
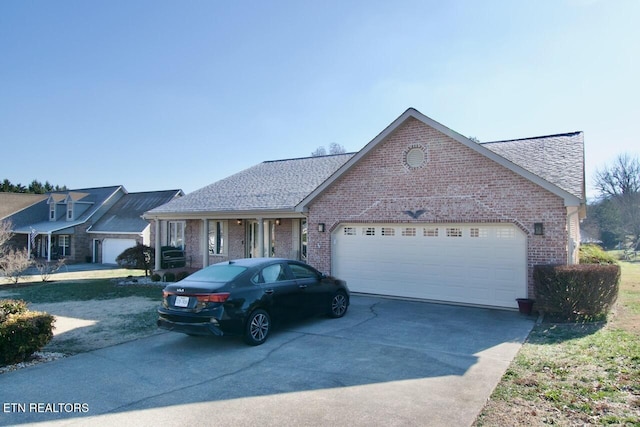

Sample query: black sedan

[157,258,350,345]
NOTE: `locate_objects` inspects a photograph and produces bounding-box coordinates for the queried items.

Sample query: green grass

[475,262,640,426]
[0,279,163,304]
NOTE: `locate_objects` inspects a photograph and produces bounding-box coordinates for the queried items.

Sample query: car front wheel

[244,309,270,346]
[328,291,348,318]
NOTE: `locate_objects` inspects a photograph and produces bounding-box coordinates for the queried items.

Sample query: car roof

[222,258,292,268]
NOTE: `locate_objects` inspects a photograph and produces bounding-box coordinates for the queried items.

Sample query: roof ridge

[482,131,583,144]
[262,152,356,164]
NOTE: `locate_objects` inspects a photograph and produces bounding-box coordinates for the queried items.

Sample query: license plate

[174,296,190,307]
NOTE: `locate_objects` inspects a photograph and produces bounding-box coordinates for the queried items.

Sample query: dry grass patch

[474,261,640,426]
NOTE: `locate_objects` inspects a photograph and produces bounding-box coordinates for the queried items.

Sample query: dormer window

[49,203,56,221]
[66,201,73,221]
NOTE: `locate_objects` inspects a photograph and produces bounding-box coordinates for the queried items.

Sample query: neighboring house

[0,193,48,221]
[145,108,585,309]
[4,186,183,264]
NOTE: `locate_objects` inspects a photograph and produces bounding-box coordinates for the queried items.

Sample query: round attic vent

[404,146,426,168]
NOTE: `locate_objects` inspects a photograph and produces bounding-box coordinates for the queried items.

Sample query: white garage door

[102,238,137,265]
[332,223,527,308]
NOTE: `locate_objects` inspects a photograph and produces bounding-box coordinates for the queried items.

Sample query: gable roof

[482,132,585,200]
[89,190,183,234]
[145,154,354,217]
[0,193,48,220]
[9,186,124,234]
[297,108,584,210]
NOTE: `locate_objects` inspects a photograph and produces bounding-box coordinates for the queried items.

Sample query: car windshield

[187,264,247,283]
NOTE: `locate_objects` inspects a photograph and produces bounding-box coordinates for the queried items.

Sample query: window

[496,228,515,239]
[59,235,70,256]
[254,264,287,284]
[446,228,463,237]
[343,227,356,236]
[49,203,56,221]
[66,202,73,220]
[208,220,227,255]
[470,228,488,238]
[168,221,185,249]
[423,227,439,237]
[402,227,416,237]
[363,227,376,236]
[381,227,395,236]
[289,263,318,280]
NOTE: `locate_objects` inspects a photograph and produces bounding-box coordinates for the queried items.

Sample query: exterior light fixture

[275,219,281,226]
[318,223,326,232]
[237,219,243,226]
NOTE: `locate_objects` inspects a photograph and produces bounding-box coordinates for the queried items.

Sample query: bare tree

[311,146,327,157]
[0,220,12,250]
[594,153,640,249]
[328,142,346,154]
[311,143,346,157]
[595,153,640,197]
[0,247,32,284]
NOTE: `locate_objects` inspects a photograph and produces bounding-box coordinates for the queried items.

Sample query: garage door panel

[102,238,137,265]
[333,223,526,309]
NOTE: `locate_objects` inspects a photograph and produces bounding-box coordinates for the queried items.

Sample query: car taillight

[195,293,230,303]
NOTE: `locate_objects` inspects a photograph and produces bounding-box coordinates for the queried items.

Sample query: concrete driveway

[0,296,534,426]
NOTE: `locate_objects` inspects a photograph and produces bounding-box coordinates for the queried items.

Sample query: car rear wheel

[328,291,348,318]
[244,309,270,346]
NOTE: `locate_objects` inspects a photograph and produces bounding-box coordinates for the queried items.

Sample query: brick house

[3,186,182,264]
[145,108,585,309]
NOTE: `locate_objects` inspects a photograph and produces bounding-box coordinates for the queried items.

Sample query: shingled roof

[146,153,355,215]
[147,109,585,217]
[0,193,47,220]
[482,132,585,200]
[90,190,183,233]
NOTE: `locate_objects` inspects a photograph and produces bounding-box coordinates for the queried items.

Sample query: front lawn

[0,275,164,359]
[0,277,162,303]
[474,262,640,425]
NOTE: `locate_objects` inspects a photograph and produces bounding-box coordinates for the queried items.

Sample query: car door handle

[264,289,274,295]
[298,284,307,289]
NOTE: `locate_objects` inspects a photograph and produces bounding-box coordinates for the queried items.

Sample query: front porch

[150,216,308,272]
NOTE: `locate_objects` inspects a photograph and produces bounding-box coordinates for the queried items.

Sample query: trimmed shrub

[0,299,28,319]
[163,272,176,282]
[116,243,154,276]
[579,244,617,265]
[0,309,55,365]
[151,273,162,282]
[176,271,190,281]
[533,264,620,322]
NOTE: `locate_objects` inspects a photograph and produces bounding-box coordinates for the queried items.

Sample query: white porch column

[154,219,161,271]
[47,234,52,262]
[202,219,209,268]
[257,217,264,257]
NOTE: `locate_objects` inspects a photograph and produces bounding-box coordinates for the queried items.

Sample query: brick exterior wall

[306,117,570,297]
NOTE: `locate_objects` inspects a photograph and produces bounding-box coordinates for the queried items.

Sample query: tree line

[583,153,640,250]
[1,179,67,194]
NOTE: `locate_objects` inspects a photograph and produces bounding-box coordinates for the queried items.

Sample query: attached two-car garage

[332,223,527,309]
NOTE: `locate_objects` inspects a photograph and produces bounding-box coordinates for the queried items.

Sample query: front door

[245,220,276,258]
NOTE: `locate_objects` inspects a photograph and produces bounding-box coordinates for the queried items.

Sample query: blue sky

[1,1,638,199]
